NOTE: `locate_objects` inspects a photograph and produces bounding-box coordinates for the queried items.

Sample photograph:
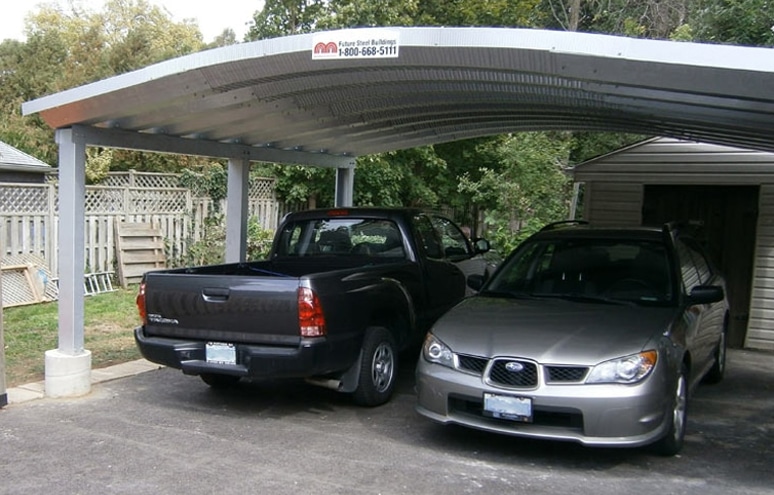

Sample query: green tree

[246,0,327,40]
[542,0,694,38]
[0,0,205,168]
[691,0,774,46]
[459,132,573,252]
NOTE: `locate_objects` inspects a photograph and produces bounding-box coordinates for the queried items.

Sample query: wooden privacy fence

[1,171,279,279]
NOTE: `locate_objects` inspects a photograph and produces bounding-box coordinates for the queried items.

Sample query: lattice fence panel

[84,187,125,213]
[128,187,188,213]
[249,178,276,199]
[0,184,50,214]
[131,172,180,189]
[1,255,57,302]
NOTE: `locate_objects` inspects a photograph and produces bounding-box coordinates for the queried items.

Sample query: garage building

[573,137,774,351]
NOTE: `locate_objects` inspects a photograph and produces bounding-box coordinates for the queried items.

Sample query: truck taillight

[136,282,147,325]
[298,287,326,337]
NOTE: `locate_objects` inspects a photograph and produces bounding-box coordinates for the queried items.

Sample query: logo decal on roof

[312,30,400,60]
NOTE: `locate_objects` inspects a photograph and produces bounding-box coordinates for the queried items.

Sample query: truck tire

[352,327,397,407]
[200,373,240,389]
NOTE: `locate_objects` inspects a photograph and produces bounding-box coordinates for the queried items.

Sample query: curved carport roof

[17,27,774,397]
[22,26,774,163]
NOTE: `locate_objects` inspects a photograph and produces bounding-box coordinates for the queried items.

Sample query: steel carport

[20,26,774,397]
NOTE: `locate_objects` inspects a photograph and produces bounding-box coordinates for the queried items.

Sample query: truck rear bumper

[134,326,346,379]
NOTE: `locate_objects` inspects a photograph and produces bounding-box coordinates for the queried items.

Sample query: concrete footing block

[45,349,92,398]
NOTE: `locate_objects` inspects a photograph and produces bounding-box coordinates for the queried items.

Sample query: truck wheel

[200,373,240,389]
[352,327,397,407]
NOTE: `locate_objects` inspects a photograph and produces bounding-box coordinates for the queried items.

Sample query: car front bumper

[415,357,673,448]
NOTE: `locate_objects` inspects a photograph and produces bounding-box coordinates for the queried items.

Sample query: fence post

[47,183,56,274]
[0,259,7,408]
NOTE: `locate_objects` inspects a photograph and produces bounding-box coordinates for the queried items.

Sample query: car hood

[431,296,677,365]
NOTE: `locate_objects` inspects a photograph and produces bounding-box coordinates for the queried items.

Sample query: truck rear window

[275,218,406,259]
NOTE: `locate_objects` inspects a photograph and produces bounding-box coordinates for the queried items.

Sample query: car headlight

[422,333,455,369]
[585,351,657,384]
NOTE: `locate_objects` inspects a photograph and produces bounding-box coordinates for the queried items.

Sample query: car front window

[486,238,674,305]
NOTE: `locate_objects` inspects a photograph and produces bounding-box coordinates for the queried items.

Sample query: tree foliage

[0,0,204,166]
[246,0,327,40]
[691,0,774,46]
[459,133,573,252]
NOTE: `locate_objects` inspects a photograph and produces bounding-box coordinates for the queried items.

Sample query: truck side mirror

[472,238,491,254]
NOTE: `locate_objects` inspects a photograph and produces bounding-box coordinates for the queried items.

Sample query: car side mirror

[467,273,486,292]
[687,285,724,305]
[472,238,491,254]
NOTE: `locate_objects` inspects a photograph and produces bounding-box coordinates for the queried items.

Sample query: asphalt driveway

[0,348,772,495]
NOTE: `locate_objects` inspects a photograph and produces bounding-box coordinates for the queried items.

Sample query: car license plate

[484,393,533,422]
[206,342,236,365]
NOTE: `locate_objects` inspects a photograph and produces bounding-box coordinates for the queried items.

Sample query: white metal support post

[335,166,354,207]
[225,156,250,263]
[45,127,91,398]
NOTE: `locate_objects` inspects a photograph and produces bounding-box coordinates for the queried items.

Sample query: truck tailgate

[143,272,302,345]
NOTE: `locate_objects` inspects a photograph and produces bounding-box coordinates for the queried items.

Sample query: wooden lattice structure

[2,171,279,278]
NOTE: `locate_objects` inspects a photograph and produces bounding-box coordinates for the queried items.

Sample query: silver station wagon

[415,221,728,455]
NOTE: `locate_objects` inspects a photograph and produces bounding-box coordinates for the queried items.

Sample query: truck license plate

[484,393,532,422]
[206,342,236,365]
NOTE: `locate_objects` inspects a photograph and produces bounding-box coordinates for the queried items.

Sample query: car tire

[704,321,728,385]
[352,327,398,407]
[653,363,688,456]
[200,373,240,389]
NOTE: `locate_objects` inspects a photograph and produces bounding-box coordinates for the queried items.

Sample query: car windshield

[484,237,675,305]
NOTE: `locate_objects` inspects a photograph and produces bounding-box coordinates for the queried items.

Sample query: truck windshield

[275,218,406,259]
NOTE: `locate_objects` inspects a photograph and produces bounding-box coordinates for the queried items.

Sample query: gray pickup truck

[135,207,492,406]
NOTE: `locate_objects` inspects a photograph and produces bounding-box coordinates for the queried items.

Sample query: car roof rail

[539,219,590,232]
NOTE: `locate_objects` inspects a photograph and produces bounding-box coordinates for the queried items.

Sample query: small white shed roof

[0,140,51,173]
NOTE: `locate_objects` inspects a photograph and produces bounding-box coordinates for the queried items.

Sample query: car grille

[487,358,538,388]
[457,354,488,375]
[455,355,589,385]
[545,366,588,383]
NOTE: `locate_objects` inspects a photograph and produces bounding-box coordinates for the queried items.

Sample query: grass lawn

[3,287,142,387]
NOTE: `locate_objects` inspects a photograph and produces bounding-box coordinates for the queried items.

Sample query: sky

[0,0,264,43]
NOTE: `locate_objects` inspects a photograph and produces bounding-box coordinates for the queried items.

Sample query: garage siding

[747,185,774,350]
[583,182,643,226]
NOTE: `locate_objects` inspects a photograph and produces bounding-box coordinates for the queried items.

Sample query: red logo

[314,42,338,55]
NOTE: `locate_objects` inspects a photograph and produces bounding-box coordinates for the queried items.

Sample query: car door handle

[202,287,230,302]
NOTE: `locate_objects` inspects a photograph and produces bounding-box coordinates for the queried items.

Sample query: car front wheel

[653,364,688,456]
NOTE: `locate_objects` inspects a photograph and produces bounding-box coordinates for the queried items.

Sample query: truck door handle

[202,287,230,302]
